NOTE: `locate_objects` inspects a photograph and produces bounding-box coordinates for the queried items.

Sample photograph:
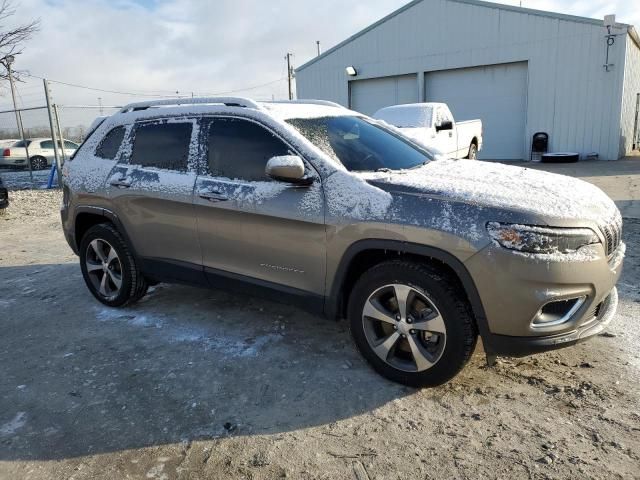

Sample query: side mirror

[265,155,312,185]
[436,120,453,132]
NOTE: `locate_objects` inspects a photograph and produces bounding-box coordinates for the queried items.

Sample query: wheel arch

[74,207,138,261]
[327,240,490,341]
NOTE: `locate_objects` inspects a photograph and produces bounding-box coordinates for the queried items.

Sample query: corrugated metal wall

[296,0,629,160]
[620,35,640,156]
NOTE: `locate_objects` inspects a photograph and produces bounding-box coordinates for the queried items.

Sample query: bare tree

[0,0,39,80]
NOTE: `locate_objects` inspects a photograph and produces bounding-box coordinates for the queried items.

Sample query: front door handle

[448,132,453,138]
[198,189,228,202]
[109,178,131,188]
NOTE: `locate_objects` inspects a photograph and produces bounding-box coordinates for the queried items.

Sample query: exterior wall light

[345,66,358,76]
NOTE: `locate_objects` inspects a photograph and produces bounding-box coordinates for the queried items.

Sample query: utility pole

[3,55,33,183]
[43,79,63,188]
[285,53,294,100]
[98,97,104,115]
[53,104,67,167]
[316,41,321,57]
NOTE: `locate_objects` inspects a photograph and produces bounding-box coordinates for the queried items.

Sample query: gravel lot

[0,161,639,480]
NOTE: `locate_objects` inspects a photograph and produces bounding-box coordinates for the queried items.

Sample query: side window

[206,118,290,181]
[40,140,54,149]
[96,126,126,159]
[65,141,79,149]
[130,121,193,172]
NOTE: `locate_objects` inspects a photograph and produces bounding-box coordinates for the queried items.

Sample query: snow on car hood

[362,159,619,223]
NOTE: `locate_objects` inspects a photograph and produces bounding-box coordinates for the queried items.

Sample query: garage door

[349,74,417,116]
[425,62,528,160]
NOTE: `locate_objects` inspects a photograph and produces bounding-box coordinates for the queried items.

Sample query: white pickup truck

[374,103,483,159]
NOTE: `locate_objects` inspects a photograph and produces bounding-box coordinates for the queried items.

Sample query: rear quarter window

[95,126,126,159]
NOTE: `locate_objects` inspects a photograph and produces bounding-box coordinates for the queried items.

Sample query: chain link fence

[0,95,120,189]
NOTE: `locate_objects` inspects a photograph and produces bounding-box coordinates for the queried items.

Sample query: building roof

[297,0,638,72]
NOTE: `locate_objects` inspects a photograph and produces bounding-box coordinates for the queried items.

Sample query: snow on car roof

[260,102,356,120]
[373,103,443,128]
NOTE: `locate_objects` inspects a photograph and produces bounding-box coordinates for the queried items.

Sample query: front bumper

[484,287,618,356]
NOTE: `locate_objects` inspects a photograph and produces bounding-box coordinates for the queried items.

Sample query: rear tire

[466,143,478,160]
[79,223,148,307]
[348,260,477,387]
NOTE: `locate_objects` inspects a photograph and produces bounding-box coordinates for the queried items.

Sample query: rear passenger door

[106,118,204,283]
[39,140,55,163]
[194,116,326,297]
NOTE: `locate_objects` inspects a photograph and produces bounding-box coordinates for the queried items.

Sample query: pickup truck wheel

[348,261,477,387]
[467,143,477,160]
[79,223,148,307]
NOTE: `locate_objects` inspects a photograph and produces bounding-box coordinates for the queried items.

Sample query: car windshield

[286,116,431,172]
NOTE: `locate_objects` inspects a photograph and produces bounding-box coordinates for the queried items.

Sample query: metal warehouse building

[296,0,640,160]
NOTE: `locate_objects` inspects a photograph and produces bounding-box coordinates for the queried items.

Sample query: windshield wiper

[375,167,392,173]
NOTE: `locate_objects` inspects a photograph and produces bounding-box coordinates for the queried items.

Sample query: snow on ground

[95,301,282,358]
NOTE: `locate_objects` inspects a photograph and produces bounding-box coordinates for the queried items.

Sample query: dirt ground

[0,161,639,480]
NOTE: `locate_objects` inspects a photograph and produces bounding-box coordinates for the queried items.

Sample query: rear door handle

[198,189,228,202]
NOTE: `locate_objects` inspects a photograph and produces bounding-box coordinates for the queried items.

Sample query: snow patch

[230,180,289,205]
[0,412,26,437]
[373,159,618,223]
[262,103,352,120]
[268,155,303,167]
[96,308,280,357]
[326,170,392,220]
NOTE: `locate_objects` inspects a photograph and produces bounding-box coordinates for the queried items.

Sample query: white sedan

[1,138,79,170]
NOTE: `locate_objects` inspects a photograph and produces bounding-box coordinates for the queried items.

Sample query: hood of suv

[364,159,618,224]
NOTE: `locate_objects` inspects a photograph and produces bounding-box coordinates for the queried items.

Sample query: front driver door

[194,116,326,300]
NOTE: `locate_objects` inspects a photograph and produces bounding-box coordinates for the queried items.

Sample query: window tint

[287,116,431,172]
[130,121,193,171]
[40,140,54,149]
[96,126,126,159]
[206,118,290,181]
[13,140,32,148]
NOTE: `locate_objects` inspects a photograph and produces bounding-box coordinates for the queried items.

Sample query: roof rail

[266,99,345,109]
[118,97,261,113]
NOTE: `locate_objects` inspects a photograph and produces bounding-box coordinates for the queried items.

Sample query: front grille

[600,214,622,258]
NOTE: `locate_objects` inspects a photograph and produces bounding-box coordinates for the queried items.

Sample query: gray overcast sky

[1,0,639,130]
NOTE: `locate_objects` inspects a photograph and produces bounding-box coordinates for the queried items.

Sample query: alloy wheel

[85,239,123,299]
[362,284,447,372]
[31,157,47,170]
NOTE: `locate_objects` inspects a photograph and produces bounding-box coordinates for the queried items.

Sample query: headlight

[487,222,599,254]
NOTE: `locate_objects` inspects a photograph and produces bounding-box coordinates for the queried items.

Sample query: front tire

[79,223,148,307]
[348,261,477,387]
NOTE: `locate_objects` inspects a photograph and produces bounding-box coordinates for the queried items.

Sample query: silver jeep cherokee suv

[61,97,624,387]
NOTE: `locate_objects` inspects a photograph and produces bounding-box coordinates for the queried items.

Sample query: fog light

[532,296,586,328]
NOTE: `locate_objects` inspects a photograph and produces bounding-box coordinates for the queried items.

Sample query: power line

[22,72,286,99]
[200,77,286,96]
